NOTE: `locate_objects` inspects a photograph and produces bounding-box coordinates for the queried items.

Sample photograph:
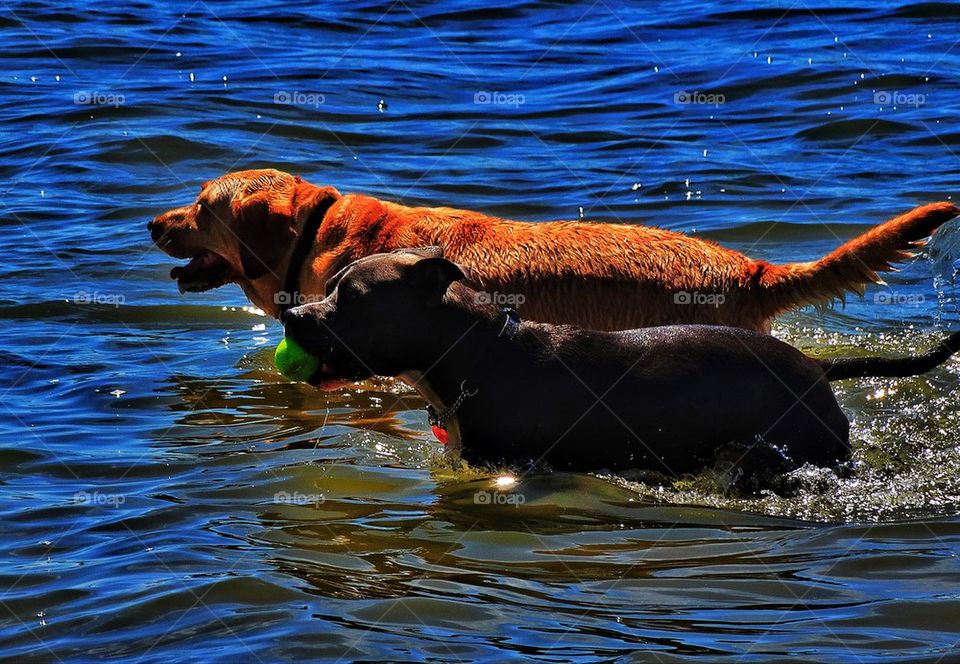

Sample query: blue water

[3,1,960,660]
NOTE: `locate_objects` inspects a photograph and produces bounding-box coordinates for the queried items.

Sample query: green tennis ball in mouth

[274,337,321,382]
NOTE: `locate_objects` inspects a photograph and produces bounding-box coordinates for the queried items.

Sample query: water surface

[2,1,960,660]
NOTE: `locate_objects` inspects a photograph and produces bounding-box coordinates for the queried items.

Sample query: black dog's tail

[819,331,960,380]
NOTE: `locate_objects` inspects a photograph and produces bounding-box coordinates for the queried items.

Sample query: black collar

[278,201,333,314]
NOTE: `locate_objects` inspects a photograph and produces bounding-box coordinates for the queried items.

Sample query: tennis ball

[274,337,320,382]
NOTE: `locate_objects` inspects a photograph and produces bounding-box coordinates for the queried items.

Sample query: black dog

[281,248,960,475]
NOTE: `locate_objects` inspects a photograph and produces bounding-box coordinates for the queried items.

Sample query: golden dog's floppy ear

[290,178,340,229]
[231,192,296,280]
[230,180,340,281]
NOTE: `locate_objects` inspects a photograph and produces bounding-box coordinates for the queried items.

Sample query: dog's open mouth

[169,251,232,293]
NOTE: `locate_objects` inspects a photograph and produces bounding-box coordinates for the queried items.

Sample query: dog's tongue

[170,252,220,280]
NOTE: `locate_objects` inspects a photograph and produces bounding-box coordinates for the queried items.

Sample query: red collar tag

[431,424,449,445]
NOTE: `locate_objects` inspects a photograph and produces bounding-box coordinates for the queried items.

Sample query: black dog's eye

[336,279,366,303]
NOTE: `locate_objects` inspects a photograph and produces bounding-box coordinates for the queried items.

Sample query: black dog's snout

[280,304,311,325]
[280,305,317,338]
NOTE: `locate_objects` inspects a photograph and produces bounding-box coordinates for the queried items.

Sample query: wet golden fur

[149,168,958,331]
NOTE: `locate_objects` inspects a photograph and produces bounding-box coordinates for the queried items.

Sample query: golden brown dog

[148,168,958,331]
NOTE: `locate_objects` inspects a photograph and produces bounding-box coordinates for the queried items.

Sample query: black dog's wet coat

[282,249,956,475]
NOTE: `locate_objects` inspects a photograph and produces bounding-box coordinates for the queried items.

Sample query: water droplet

[578,206,584,219]
[654,65,659,72]
[110,389,125,398]
[176,51,182,57]
[702,149,708,157]
[766,55,772,64]
[55,74,60,82]
[378,98,387,112]
[189,72,195,82]
[631,182,642,190]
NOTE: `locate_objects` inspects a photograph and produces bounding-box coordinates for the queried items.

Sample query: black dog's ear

[393,245,444,259]
[408,256,466,302]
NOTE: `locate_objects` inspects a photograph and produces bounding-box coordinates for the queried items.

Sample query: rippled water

[3,0,960,660]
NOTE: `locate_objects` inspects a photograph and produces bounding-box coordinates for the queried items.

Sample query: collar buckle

[498,307,521,340]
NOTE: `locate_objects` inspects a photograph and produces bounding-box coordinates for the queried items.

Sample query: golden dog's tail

[759,201,959,315]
